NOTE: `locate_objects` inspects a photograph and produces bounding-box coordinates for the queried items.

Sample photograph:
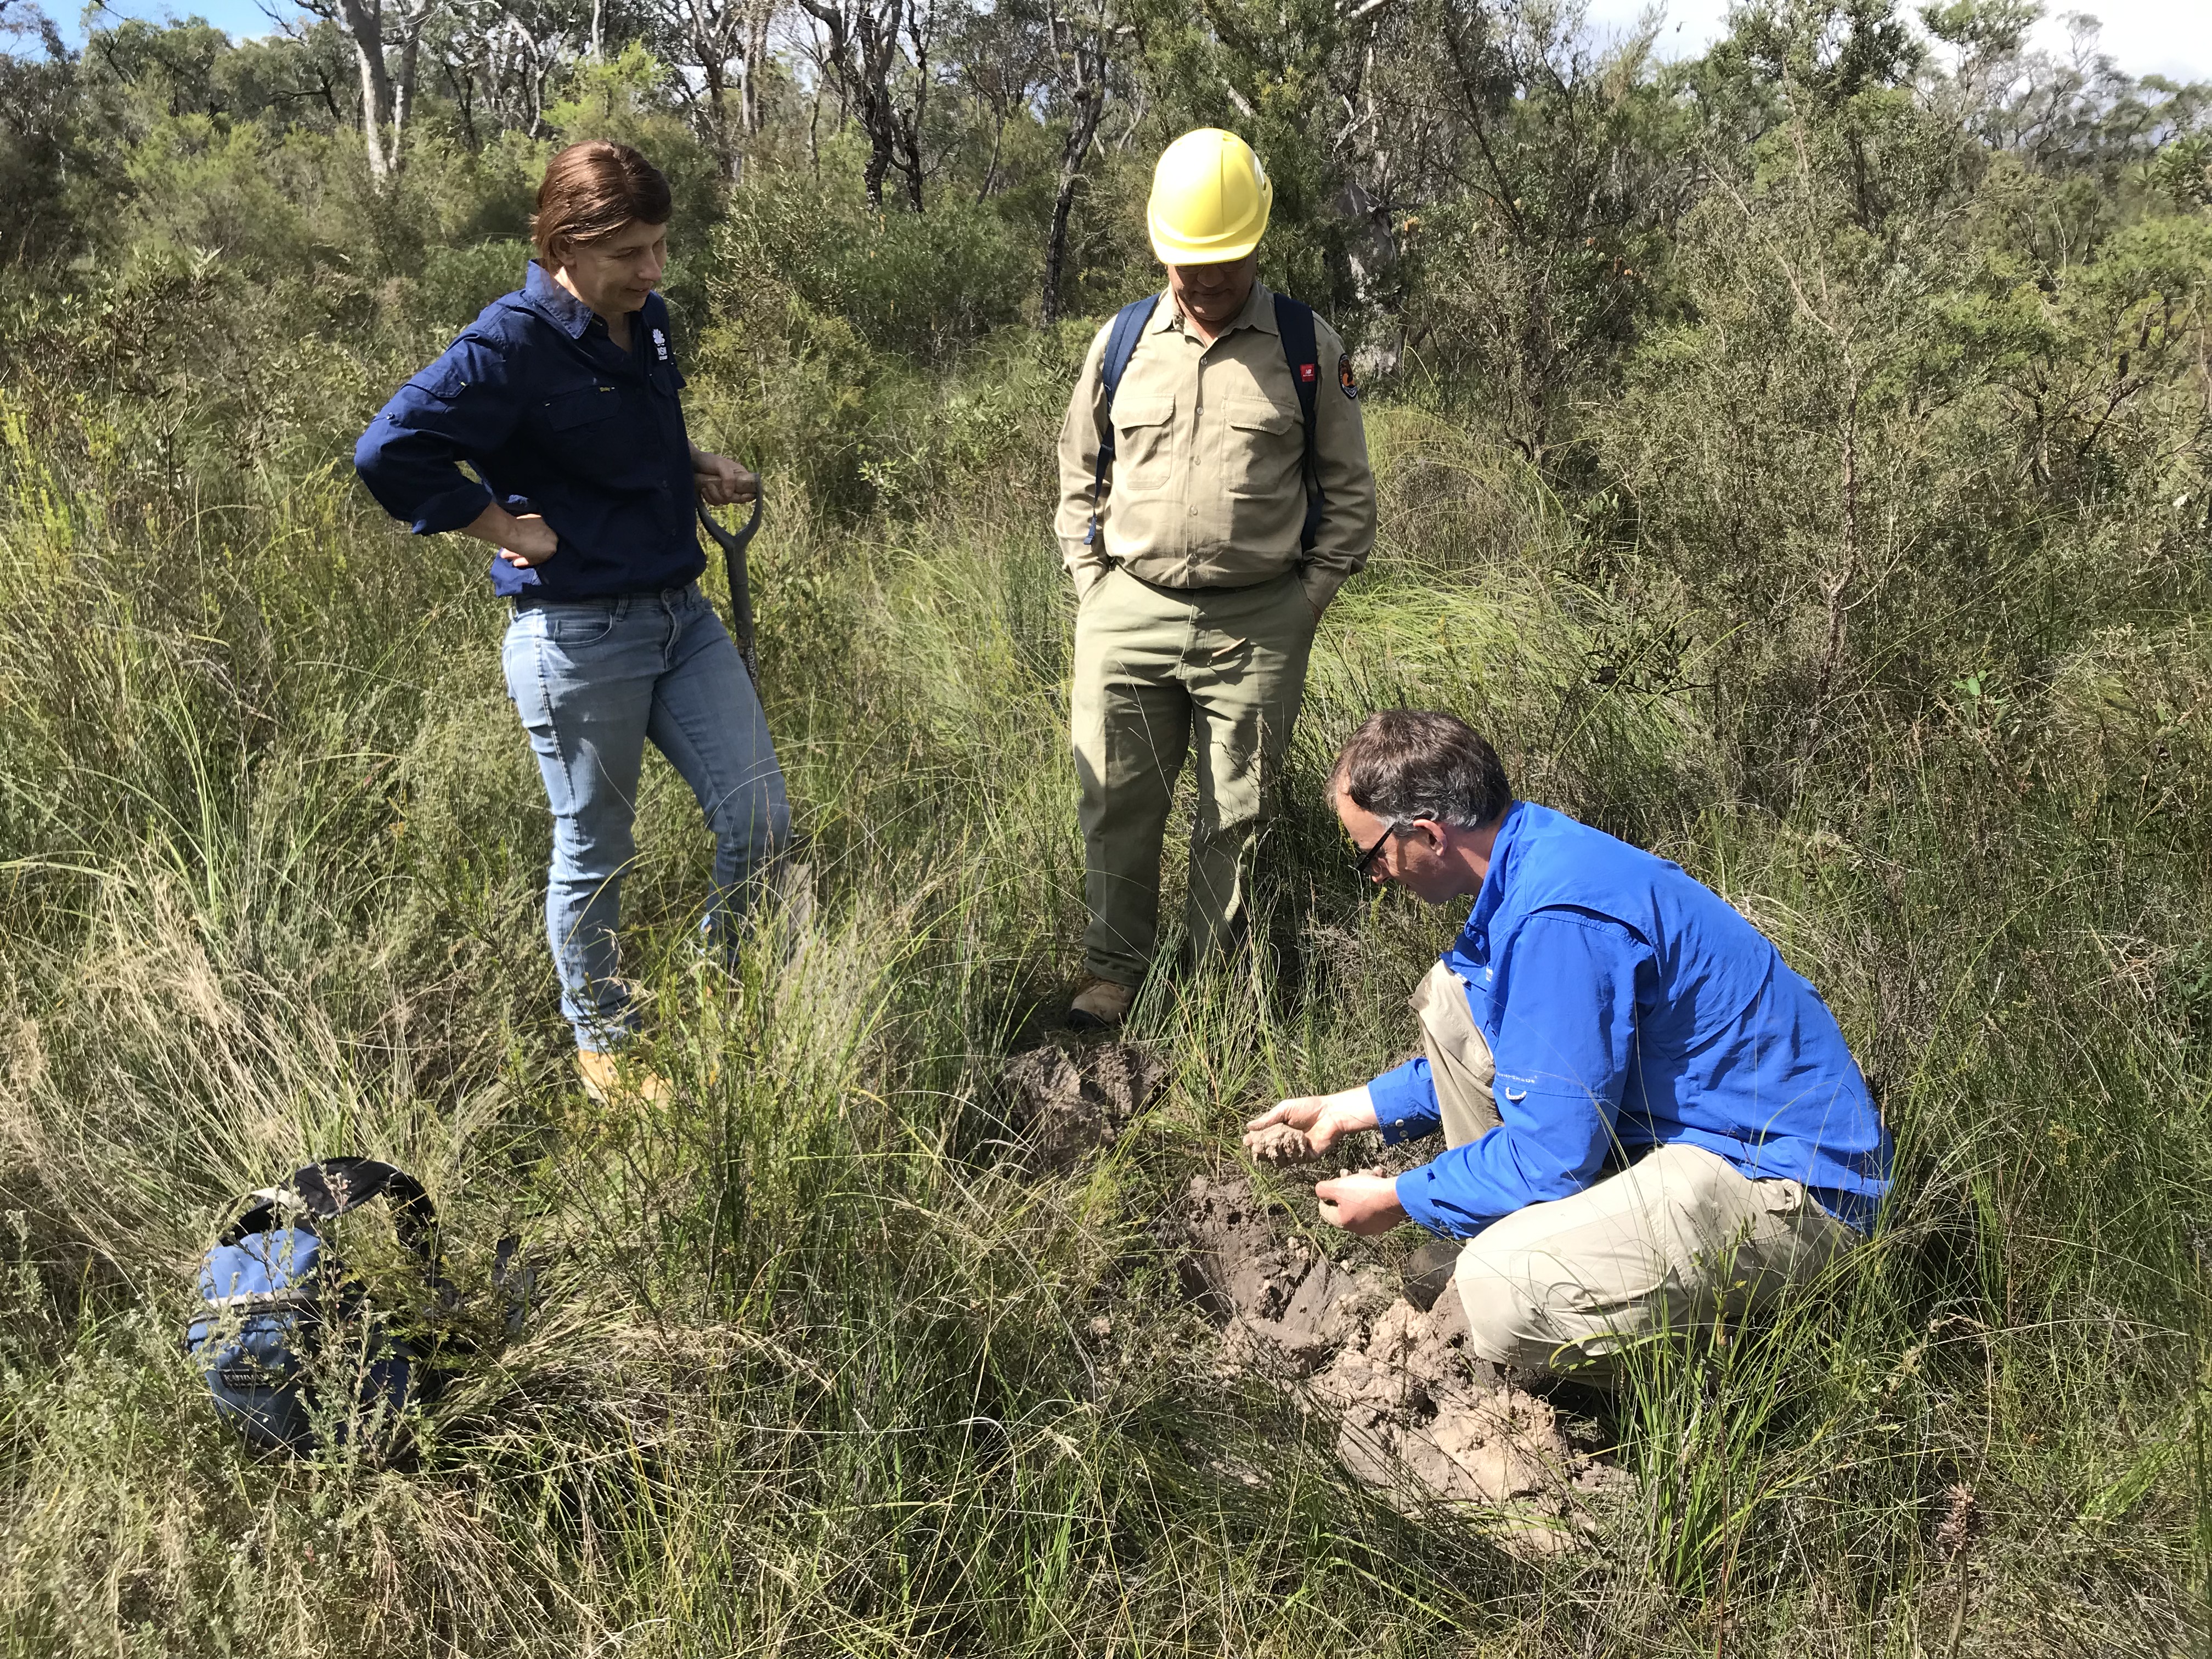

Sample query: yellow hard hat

[1147,128,1272,266]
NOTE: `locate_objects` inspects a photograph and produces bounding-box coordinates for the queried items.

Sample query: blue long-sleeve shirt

[1375,801,1891,1236]
[354,262,706,599]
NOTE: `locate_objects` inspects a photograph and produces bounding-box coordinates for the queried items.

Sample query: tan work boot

[575,1048,673,1109]
[1067,973,1136,1031]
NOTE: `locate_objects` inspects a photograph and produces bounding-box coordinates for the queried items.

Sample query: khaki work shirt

[1055,280,1377,612]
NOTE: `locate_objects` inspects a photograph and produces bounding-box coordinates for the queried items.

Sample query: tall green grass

[0,361,2204,1656]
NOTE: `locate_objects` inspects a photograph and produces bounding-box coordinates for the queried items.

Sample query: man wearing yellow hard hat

[1056,128,1378,1028]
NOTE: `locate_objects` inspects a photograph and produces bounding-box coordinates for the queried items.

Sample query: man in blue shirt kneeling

[1245,710,1890,1379]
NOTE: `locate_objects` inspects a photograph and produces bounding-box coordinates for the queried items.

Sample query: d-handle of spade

[695,482,764,682]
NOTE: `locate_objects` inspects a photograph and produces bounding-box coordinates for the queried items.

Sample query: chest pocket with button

[1109,396,1177,496]
[538,382,625,475]
[1221,394,1303,500]
[543,382,619,429]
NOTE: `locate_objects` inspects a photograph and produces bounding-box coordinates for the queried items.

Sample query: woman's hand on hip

[462,501,560,567]
[693,450,759,507]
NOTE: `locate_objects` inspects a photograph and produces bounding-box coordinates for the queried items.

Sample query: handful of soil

[1241,1122,1322,1166]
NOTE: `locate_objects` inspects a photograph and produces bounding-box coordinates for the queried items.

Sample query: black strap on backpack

[1082,295,1159,547]
[1271,293,1326,555]
[221,1158,439,1271]
[1084,290,1327,555]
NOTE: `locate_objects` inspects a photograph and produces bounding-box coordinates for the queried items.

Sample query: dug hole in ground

[1003,1040,1630,1553]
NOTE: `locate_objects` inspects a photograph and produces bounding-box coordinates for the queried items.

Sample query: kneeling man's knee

[1452,1239,1573,1373]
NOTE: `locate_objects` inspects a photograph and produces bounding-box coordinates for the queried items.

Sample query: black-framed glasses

[1353,822,1412,877]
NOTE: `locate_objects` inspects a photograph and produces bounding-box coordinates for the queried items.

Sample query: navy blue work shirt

[354,262,705,598]
[1371,801,1892,1237]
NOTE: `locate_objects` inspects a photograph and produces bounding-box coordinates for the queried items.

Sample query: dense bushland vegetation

[2,0,2210,1649]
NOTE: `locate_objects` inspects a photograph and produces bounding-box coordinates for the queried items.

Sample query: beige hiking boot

[575,1048,673,1109]
[1067,973,1136,1031]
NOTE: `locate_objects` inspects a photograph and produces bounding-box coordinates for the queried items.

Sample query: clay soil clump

[1242,1123,1322,1166]
[1173,1169,1622,1547]
[1000,1043,1619,1544]
[1001,1042,1168,1171]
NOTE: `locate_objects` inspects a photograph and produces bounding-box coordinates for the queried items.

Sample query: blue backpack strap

[1084,295,1161,547]
[1272,293,1325,555]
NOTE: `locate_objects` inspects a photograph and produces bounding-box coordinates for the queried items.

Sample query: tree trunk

[329,0,434,182]
[1040,0,1114,328]
[335,0,396,181]
[895,0,930,211]
[1041,85,1103,327]
[392,24,421,167]
[859,0,905,211]
[798,0,909,213]
[699,53,738,178]
[742,0,771,133]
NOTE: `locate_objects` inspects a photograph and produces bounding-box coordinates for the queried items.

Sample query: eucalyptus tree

[794,0,919,207]
[1039,0,1130,325]
[650,0,780,176]
[428,0,585,143]
[297,0,444,180]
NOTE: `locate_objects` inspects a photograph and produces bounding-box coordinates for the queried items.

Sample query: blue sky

[53,0,2212,86]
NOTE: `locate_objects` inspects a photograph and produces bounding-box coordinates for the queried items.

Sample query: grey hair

[1329,710,1512,830]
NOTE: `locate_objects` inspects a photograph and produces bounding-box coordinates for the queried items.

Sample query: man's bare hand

[1314,1173,1406,1236]
[693,450,759,507]
[1243,1085,1377,1159]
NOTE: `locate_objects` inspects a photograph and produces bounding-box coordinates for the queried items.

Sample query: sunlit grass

[0,385,2203,1654]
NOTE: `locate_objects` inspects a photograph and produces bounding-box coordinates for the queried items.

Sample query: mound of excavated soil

[997,1041,1621,1543]
[1173,1169,1623,1545]
[1001,1042,1169,1171]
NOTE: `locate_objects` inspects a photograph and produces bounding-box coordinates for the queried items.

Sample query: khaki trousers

[1410,962,1859,1379]
[1071,567,1317,986]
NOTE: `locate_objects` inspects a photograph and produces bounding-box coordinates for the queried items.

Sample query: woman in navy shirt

[357,140,789,1103]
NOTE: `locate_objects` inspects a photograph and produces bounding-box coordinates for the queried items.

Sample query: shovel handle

[696,490,763,680]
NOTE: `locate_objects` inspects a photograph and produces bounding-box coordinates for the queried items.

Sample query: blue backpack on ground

[1081,290,1327,552]
[187,1158,445,1453]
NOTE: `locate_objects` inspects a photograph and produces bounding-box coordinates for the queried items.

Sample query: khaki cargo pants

[1071,566,1317,987]
[1412,961,1861,1378]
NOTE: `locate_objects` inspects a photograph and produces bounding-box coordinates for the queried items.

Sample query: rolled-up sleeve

[354,336,518,536]
[1394,911,1649,1237]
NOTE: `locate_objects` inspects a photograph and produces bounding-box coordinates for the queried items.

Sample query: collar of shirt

[1454,799,1532,966]
[1156,278,1279,341]
[521,261,599,340]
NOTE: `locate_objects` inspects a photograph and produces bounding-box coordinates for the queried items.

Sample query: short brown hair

[532,141,674,264]
[1331,710,1512,829]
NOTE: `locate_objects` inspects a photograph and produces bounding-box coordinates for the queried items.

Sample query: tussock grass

[0,375,2204,1656]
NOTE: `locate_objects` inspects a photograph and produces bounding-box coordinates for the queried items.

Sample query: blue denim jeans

[501,583,790,1052]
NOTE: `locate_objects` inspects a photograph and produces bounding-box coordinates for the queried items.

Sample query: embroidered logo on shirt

[1339,353,1359,399]
[651,328,670,363]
